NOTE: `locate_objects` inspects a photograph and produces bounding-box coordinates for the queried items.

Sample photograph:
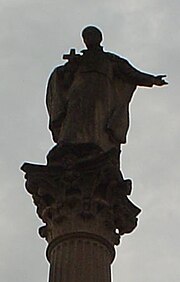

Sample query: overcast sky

[1,0,179,281]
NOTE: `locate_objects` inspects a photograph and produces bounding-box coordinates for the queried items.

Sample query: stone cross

[63,48,81,62]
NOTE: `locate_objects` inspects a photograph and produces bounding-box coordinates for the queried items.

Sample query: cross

[63,48,81,62]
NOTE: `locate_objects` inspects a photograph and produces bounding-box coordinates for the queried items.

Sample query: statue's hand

[154,75,168,86]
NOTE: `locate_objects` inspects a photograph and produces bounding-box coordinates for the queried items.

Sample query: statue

[46,26,167,155]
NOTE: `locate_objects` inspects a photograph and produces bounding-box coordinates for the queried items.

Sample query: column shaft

[47,233,114,282]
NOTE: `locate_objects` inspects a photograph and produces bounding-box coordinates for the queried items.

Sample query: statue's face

[82,26,102,48]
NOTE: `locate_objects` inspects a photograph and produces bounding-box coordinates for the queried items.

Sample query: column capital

[21,145,140,248]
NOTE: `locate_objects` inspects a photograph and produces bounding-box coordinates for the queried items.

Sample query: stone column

[21,145,140,282]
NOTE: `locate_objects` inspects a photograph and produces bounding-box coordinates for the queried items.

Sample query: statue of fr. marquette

[46,26,167,155]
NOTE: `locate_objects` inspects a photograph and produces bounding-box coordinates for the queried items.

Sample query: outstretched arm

[116,57,168,87]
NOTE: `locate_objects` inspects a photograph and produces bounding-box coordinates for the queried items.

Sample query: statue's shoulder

[48,63,72,84]
[105,51,129,65]
[49,61,77,89]
[49,63,68,78]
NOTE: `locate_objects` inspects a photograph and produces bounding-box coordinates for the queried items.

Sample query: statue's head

[82,26,103,49]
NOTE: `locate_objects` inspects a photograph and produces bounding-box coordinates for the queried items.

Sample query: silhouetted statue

[46,26,167,152]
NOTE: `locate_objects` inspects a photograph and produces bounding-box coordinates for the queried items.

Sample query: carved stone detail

[21,145,140,247]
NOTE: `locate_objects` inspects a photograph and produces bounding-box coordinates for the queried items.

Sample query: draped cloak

[46,48,155,151]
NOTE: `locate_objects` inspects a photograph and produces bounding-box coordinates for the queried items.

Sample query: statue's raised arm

[110,52,168,87]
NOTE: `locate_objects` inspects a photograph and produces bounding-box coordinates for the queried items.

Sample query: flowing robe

[46,48,155,151]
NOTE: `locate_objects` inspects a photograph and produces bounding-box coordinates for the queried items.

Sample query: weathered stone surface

[22,145,140,244]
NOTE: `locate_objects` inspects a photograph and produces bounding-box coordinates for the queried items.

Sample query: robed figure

[46,26,167,153]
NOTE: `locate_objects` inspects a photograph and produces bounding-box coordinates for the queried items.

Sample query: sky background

[1,0,179,281]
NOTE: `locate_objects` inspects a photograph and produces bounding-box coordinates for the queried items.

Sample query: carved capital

[21,145,140,247]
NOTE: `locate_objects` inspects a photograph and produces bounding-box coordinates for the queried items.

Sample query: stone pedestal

[21,144,140,282]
